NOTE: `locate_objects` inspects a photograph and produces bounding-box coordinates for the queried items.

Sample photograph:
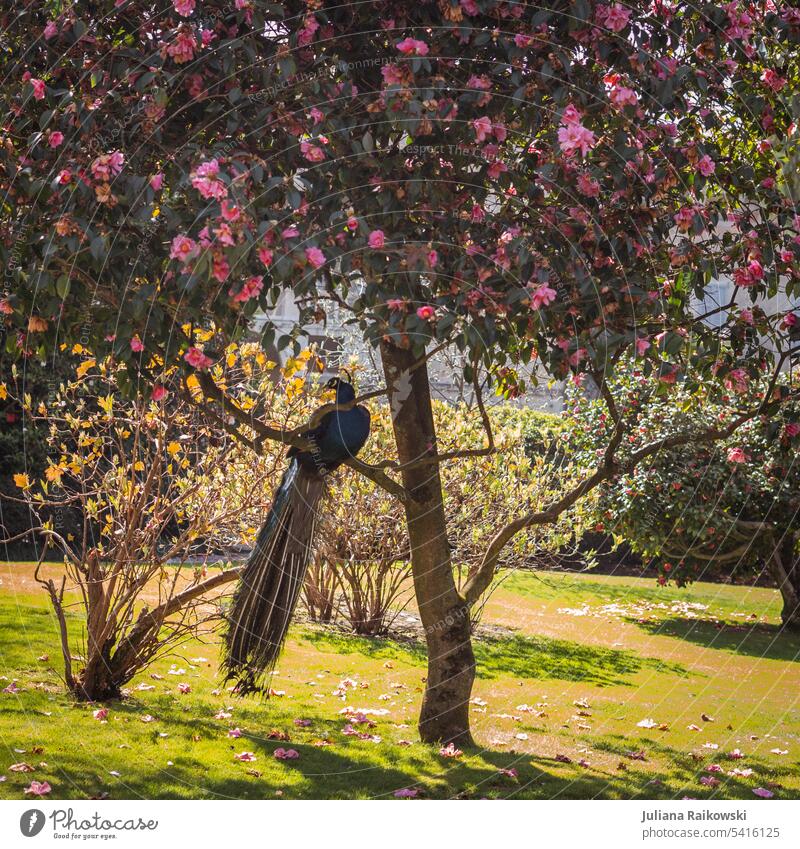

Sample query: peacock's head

[324,372,356,404]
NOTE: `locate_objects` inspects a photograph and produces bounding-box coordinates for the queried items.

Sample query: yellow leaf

[167,441,181,456]
[133,461,145,471]
[76,358,96,378]
[13,473,30,489]
[45,465,63,484]
[0,383,7,400]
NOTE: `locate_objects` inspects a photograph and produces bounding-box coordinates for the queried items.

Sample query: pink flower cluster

[230,275,264,304]
[170,235,199,263]
[557,105,596,159]
[91,151,125,181]
[173,0,195,16]
[473,116,507,143]
[530,283,557,309]
[184,347,213,370]
[166,29,197,64]
[191,159,227,200]
[596,3,632,32]
[396,38,429,56]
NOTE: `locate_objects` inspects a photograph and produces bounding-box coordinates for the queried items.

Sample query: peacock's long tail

[222,459,325,695]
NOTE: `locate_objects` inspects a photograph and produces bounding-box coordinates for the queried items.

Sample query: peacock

[222,374,371,694]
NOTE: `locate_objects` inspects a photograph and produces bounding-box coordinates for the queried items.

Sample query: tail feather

[223,460,325,694]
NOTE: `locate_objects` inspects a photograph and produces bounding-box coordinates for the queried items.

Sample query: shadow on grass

[301,628,688,687]
[633,617,800,663]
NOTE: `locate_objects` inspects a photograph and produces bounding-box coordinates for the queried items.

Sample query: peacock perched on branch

[222,374,371,694]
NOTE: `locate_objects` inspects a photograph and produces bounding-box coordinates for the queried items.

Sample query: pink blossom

[305,247,326,268]
[784,423,800,438]
[386,299,406,311]
[609,86,638,109]
[166,31,196,64]
[761,69,786,92]
[214,222,235,247]
[699,776,720,787]
[234,751,256,762]
[152,385,167,402]
[467,75,491,90]
[24,781,52,796]
[394,787,419,798]
[396,38,429,56]
[558,123,596,158]
[561,104,582,125]
[281,226,299,240]
[170,235,199,263]
[416,305,436,321]
[177,683,191,694]
[228,728,242,738]
[781,250,794,263]
[727,446,747,464]
[274,748,300,760]
[635,337,651,356]
[492,122,507,142]
[577,172,600,197]
[439,743,462,758]
[220,200,241,222]
[230,275,264,303]
[473,116,493,142]
[530,283,557,309]
[309,107,325,125]
[597,4,631,31]
[212,254,230,282]
[43,21,58,40]
[739,309,754,324]
[514,33,535,48]
[130,335,144,353]
[696,155,716,176]
[91,151,125,181]
[258,247,274,266]
[93,708,109,721]
[150,173,164,191]
[381,64,406,86]
[48,131,64,148]
[57,169,71,184]
[191,159,227,200]
[724,368,748,393]
[781,312,797,330]
[753,787,774,798]
[368,230,386,248]
[300,141,325,163]
[30,78,46,100]
[184,347,213,370]
[173,0,196,15]
[427,250,439,268]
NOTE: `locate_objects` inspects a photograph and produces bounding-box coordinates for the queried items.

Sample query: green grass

[1,564,799,800]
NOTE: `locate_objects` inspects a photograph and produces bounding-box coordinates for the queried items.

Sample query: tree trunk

[380,342,476,746]
[769,535,800,631]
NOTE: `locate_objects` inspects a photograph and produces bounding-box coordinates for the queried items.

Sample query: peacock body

[222,376,371,694]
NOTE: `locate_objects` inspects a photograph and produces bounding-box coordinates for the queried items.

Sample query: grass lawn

[1,561,798,800]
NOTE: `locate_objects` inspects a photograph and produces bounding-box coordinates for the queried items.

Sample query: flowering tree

[2,1,800,742]
[570,365,800,629]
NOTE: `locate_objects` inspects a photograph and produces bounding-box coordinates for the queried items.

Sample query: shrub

[568,365,800,628]
[302,398,590,633]
[0,347,312,699]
